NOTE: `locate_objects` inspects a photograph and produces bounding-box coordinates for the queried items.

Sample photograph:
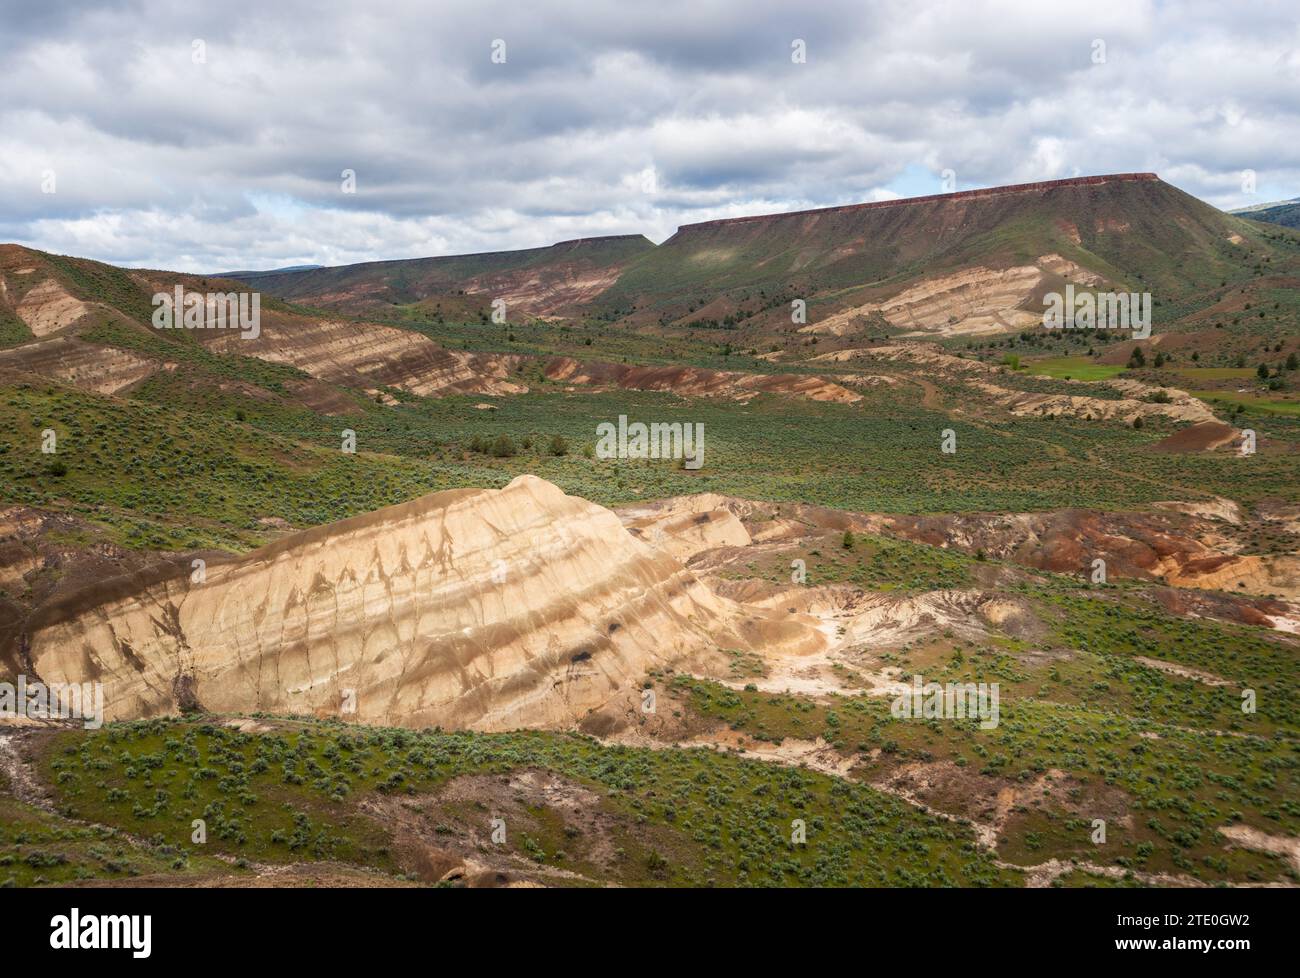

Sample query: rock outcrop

[15,278,94,336]
[800,255,1102,338]
[545,357,861,403]
[205,314,527,398]
[0,337,161,394]
[20,476,824,729]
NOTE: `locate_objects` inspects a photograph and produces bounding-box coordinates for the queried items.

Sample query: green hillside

[1233,198,1300,229]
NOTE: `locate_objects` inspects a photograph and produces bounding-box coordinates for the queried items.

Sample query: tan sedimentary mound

[22,476,825,730]
[1164,554,1300,598]
[206,315,527,397]
[837,343,1221,426]
[545,357,861,403]
[967,378,1220,425]
[619,489,1300,613]
[620,493,754,562]
[0,337,161,394]
[800,255,1102,338]
[15,278,94,336]
[468,261,631,318]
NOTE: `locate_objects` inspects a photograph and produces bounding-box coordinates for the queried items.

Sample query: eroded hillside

[14,476,823,729]
[1,173,1298,890]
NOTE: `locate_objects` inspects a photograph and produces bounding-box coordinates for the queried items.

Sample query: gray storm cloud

[1,0,1296,271]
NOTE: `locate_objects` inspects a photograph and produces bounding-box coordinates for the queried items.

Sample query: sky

[1,0,1297,272]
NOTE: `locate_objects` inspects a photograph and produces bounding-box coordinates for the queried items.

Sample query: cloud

[1,0,1296,271]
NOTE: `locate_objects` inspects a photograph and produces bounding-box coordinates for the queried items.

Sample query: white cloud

[0,0,1296,271]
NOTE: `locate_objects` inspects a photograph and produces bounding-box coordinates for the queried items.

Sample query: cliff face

[24,476,824,730]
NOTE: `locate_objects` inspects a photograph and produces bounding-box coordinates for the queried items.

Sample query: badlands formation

[206,313,529,398]
[15,475,1297,732]
[20,476,823,730]
[798,254,1102,338]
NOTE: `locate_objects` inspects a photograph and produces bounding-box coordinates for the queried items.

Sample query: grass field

[4,360,1297,555]
[1191,390,1300,416]
[1027,357,1128,381]
[672,585,1300,885]
[1173,367,1258,382]
[6,572,1296,888]
[29,718,1016,887]
[0,767,236,887]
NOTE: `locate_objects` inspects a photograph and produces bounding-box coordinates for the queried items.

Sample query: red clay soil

[1150,421,1239,453]
[882,509,1208,580]
[1150,586,1289,628]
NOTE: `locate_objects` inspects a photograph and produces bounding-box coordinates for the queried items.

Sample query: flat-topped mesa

[602,171,1239,313]
[21,476,824,730]
[673,173,1163,233]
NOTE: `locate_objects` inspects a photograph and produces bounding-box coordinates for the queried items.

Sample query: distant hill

[229,235,655,317]
[228,174,1282,343]
[0,243,528,402]
[212,264,324,279]
[600,174,1266,324]
[1231,198,1300,229]
[3,173,1294,373]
